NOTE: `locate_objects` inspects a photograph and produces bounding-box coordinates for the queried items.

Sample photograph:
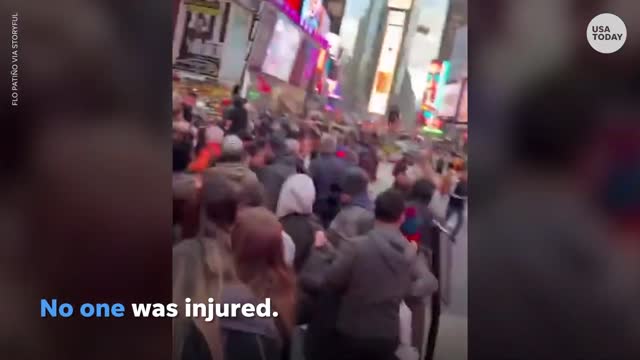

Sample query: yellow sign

[187,4,221,16]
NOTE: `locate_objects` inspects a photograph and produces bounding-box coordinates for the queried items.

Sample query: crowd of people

[172,87,467,360]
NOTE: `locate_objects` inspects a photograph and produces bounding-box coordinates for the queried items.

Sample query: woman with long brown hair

[217,207,296,360]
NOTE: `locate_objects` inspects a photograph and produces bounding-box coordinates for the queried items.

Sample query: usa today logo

[587,13,627,54]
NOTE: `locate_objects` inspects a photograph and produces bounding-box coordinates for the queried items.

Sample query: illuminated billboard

[262,13,303,82]
[367,10,406,115]
[421,59,451,118]
[301,0,330,35]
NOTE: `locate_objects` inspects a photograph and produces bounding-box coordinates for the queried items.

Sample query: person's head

[454,160,467,179]
[269,134,289,159]
[392,159,412,190]
[374,189,406,226]
[298,129,314,157]
[320,134,337,155]
[246,139,269,169]
[276,174,315,218]
[410,179,436,205]
[231,207,296,331]
[232,84,241,97]
[219,135,246,163]
[285,138,301,157]
[340,167,369,204]
[202,174,238,232]
[173,139,192,173]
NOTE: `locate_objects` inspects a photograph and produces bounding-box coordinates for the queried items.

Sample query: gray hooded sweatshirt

[324,225,437,340]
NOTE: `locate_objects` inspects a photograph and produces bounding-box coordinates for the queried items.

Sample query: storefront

[172,0,261,120]
[243,0,329,116]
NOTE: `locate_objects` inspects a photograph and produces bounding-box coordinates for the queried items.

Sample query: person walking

[259,135,298,211]
[324,189,438,360]
[329,167,375,244]
[173,175,239,360]
[310,134,346,227]
[204,135,264,208]
[276,174,322,272]
[224,88,249,136]
[220,207,297,360]
[445,161,467,239]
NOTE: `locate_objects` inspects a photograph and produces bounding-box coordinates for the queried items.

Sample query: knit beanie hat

[222,135,244,157]
[341,167,369,196]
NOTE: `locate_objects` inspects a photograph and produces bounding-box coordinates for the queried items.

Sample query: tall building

[437,0,467,60]
[365,0,417,123]
[448,25,467,81]
[341,0,387,113]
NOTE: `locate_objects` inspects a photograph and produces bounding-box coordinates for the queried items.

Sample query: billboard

[301,0,331,35]
[262,13,303,82]
[367,10,406,115]
[174,0,226,78]
[421,60,451,118]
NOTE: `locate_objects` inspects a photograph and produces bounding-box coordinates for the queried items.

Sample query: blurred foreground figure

[475,74,640,360]
[173,175,238,360]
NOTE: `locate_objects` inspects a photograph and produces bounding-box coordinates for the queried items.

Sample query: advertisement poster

[367,10,405,115]
[301,0,330,35]
[262,13,302,82]
[174,0,225,78]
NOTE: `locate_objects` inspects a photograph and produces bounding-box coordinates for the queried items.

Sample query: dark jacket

[226,96,248,136]
[298,243,341,360]
[218,283,283,360]
[309,154,346,201]
[280,214,322,272]
[180,283,283,360]
[324,225,438,340]
[357,142,379,181]
[259,153,298,211]
[448,178,468,210]
[180,319,213,360]
[204,161,264,206]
